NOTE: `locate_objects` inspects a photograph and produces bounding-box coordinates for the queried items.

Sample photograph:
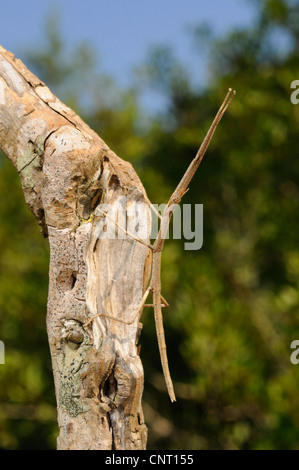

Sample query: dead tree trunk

[0,45,149,450]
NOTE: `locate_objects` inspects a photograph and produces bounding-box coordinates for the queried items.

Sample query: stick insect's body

[84,89,236,402]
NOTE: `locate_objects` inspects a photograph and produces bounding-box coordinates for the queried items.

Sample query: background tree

[0,0,299,449]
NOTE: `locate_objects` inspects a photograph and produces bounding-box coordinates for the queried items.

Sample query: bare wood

[83,286,152,327]
[95,206,154,250]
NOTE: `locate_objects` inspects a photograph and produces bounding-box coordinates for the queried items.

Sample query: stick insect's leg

[84,286,152,328]
[160,294,169,307]
[96,207,154,251]
[144,294,169,308]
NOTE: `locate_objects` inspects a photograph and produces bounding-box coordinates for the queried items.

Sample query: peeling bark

[0,45,148,450]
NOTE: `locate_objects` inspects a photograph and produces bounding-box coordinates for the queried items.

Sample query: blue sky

[1,0,256,110]
[1,1,255,76]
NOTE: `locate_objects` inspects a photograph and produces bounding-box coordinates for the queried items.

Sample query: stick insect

[85,88,236,402]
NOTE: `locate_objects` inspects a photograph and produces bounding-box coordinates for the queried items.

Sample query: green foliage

[1,0,299,449]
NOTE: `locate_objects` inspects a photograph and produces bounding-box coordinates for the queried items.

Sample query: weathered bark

[0,45,149,449]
